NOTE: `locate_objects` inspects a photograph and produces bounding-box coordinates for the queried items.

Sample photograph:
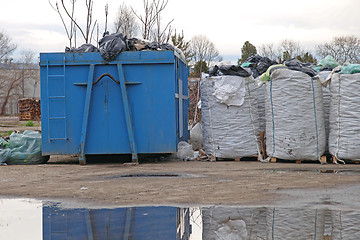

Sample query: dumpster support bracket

[79,64,95,165]
[117,64,138,163]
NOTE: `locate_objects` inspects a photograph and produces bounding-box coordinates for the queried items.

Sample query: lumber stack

[18,98,41,121]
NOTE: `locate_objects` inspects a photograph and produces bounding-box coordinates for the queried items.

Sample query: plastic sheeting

[265,68,326,161]
[318,55,339,70]
[329,72,360,160]
[0,130,48,165]
[213,75,246,106]
[201,75,261,159]
[339,64,360,74]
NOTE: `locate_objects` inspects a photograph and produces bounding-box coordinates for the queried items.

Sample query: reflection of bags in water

[0,130,49,165]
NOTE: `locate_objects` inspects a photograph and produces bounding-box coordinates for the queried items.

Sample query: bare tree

[317,35,360,64]
[190,35,219,67]
[0,32,17,62]
[132,0,156,40]
[151,0,173,43]
[0,51,37,115]
[258,43,280,62]
[104,4,109,33]
[114,3,139,38]
[49,0,98,47]
[279,39,303,60]
[132,0,173,43]
[189,35,219,125]
[204,42,219,67]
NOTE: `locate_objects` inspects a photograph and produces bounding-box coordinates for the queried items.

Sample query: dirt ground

[0,116,359,207]
[1,154,360,207]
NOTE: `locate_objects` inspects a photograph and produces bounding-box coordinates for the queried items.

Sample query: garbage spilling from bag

[65,32,183,62]
[0,130,49,165]
[241,54,278,78]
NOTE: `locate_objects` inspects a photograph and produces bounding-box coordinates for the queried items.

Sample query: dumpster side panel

[40,51,187,156]
[176,57,190,144]
[85,63,176,154]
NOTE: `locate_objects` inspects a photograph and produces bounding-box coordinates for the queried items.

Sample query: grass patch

[0,131,12,137]
[25,121,34,127]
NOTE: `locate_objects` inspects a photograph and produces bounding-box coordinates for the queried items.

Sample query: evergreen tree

[189,61,208,78]
[171,30,193,63]
[239,41,257,64]
[282,51,291,61]
[296,52,316,63]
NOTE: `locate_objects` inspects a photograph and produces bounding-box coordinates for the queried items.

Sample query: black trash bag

[244,54,277,78]
[145,42,161,50]
[99,32,127,62]
[245,54,263,64]
[284,58,317,77]
[65,43,99,53]
[257,57,277,75]
[159,43,174,51]
[208,65,220,76]
[144,42,174,51]
[209,65,251,77]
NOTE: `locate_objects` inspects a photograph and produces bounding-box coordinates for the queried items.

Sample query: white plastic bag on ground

[177,141,194,160]
[190,123,203,150]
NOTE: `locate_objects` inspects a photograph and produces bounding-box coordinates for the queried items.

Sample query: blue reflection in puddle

[1,198,360,239]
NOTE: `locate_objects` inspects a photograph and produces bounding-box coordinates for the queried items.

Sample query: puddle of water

[103,172,206,180]
[270,169,360,175]
[318,169,360,175]
[1,198,360,239]
[0,198,42,240]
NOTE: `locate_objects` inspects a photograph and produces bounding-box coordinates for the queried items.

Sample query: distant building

[0,63,40,115]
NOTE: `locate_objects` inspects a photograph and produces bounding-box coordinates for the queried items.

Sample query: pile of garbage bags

[66,32,179,62]
[0,130,49,165]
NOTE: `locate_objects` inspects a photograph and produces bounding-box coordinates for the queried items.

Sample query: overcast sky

[1,0,360,62]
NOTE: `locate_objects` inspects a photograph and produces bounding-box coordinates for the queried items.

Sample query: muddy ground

[0,117,359,207]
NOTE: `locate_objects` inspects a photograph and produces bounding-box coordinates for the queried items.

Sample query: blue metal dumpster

[39,51,189,164]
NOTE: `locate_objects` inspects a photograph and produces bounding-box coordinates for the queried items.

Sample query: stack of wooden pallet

[18,98,41,121]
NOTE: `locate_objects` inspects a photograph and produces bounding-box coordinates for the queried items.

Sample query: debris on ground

[0,130,49,165]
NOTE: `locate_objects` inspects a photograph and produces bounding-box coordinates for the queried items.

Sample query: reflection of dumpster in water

[43,206,191,240]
